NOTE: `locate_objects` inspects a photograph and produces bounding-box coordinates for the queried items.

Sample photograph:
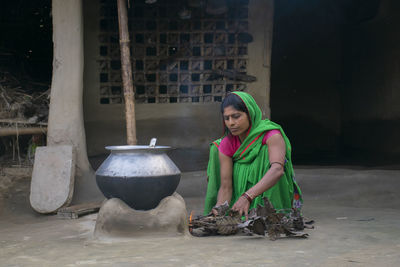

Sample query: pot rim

[105,145,172,152]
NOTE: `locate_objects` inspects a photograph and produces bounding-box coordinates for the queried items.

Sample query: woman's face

[223,105,250,139]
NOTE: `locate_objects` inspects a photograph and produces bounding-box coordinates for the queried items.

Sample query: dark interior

[0,0,52,84]
[271,0,400,167]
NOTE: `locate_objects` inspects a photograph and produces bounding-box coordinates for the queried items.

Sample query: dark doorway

[271,0,400,167]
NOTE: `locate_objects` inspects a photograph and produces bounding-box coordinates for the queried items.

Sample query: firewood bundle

[190,197,313,240]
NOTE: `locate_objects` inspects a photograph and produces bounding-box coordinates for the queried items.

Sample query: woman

[204,91,302,219]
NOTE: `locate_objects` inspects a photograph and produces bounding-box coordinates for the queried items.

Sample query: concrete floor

[1,167,400,266]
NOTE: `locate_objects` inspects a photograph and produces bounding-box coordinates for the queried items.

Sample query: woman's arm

[214,151,233,212]
[232,133,286,219]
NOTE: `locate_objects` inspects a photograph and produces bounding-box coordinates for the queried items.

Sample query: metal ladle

[149,138,157,148]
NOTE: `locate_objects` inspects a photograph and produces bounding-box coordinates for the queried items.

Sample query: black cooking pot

[95,145,181,210]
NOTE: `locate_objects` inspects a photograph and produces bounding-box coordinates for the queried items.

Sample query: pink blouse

[219,129,281,157]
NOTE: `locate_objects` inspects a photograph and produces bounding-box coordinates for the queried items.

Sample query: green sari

[204,91,302,215]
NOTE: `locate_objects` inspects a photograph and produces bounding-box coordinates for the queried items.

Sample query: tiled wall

[98,0,249,104]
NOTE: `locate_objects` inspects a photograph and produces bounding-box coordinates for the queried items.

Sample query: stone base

[94,192,189,238]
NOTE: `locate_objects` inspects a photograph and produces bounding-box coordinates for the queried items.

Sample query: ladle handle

[149,138,157,148]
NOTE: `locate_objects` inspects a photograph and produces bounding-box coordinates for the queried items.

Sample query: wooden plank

[0,118,48,125]
[57,201,103,219]
[0,127,47,136]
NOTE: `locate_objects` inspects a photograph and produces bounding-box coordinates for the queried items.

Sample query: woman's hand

[231,196,251,220]
[211,208,219,216]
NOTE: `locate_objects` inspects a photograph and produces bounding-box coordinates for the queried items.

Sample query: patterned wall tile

[98,0,249,104]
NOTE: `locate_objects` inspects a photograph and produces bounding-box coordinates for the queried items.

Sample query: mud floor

[1,167,400,266]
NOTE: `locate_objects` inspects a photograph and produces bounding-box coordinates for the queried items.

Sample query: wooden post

[117,0,137,145]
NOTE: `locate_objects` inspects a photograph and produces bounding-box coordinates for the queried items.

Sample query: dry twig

[190,197,312,240]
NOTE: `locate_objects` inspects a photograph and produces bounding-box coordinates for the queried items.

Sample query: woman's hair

[221,93,248,115]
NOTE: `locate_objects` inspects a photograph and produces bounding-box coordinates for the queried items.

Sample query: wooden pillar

[117,0,137,145]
